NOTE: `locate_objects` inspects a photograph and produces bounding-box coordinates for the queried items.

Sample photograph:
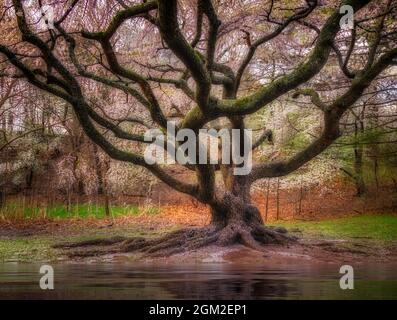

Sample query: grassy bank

[0,213,396,262]
[0,201,159,220]
[271,214,397,241]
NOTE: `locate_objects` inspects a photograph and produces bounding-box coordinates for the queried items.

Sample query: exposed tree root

[52,236,127,249]
[53,225,297,258]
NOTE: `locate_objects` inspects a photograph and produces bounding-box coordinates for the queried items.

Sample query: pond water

[0,263,396,299]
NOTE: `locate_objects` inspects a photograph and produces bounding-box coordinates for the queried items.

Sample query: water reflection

[0,263,396,299]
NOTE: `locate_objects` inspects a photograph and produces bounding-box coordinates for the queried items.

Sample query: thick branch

[218,0,371,116]
[234,0,317,93]
[292,88,328,111]
[157,0,212,112]
[250,47,397,181]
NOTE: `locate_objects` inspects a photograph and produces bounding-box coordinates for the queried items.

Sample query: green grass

[0,202,143,219]
[270,214,397,241]
[0,237,58,262]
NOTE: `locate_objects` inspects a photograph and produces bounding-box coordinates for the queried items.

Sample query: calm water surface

[0,263,396,299]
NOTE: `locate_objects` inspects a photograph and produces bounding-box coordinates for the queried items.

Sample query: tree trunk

[297,179,304,217]
[373,154,379,195]
[265,179,270,222]
[354,145,366,196]
[0,188,4,210]
[26,168,34,190]
[353,120,366,197]
[211,194,263,230]
[207,188,290,250]
[92,144,111,217]
[276,178,280,220]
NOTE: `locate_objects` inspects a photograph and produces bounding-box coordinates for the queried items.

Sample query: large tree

[0,0,396,255]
